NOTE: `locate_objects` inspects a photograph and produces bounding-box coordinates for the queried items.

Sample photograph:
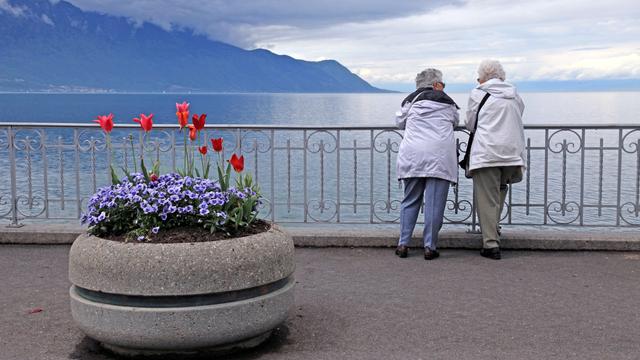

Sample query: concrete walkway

[1,245,639,360]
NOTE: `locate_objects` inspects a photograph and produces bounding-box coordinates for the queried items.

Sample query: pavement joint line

[1,223,639,250]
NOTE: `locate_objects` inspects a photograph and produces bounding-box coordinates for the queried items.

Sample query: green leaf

[110,165,121,185]
[217,164,225,190]
[203,162,210,179]
[140,157,150,182]
[248,212,258,224]
[243,199,254,220]
[236,206,244,230]
[195,167,201,177]
[225,161,232,188]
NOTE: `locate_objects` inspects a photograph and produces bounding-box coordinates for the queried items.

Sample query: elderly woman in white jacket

[466,60,526,260]
[395,68,459,260]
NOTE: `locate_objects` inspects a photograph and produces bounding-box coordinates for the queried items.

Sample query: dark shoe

[424,248,440,260]
[480,247,501,260]
[395,245,408,258]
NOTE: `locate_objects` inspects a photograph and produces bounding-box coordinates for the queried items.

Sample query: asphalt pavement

[1,245,639,360]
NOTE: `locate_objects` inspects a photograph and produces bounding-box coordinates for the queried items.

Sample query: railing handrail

[0,122,638,130]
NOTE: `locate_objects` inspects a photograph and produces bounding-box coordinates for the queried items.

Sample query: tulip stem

[129,134,137,173]
[199,132,204,177]
[106,133,113,183]
[183,130,188,176]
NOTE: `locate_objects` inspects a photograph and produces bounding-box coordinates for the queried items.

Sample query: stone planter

[68,224,295,356]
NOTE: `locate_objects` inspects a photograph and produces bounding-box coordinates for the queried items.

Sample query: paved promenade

[1,245,639,360]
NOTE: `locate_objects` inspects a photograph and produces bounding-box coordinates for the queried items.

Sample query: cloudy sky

[63,0,640,90]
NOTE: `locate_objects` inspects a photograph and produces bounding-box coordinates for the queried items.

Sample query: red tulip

[133,113,153,132]
[229,154,244,173]
[198,146,208,155]
[192,113,207,131]
[211,138,223,152]
[93,113,114,133]
[150,173,158,182]
[188,124,197,141]
[176,101,189,113]
[176,102,189,129]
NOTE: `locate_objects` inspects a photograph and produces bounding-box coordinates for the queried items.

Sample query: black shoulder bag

[458,92,491,178]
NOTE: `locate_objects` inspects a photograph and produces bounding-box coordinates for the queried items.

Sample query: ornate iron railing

[1,123,639,228]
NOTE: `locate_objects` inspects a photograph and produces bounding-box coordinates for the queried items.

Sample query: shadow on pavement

[69,325,291,360]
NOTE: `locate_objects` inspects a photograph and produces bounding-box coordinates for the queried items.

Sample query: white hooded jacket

[395,88,459,183]
[465,79,526,171]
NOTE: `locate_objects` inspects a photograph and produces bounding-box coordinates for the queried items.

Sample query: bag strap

[472,92,491,132]
[406,90,427,113]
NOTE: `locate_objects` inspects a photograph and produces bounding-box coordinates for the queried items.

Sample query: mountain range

[0,0,386,93]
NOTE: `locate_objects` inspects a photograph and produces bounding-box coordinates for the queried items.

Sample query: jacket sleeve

[395,103,411,130]
[465,92,480,131]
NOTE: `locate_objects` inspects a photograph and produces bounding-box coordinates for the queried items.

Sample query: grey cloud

[0,0,28,16]
[570,46,611,52]
[64,0,463,47]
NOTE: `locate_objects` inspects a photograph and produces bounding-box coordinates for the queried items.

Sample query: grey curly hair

[415,68,443,89]
[478,60,506,82]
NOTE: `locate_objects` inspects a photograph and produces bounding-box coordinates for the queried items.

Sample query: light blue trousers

[398,177,450,250]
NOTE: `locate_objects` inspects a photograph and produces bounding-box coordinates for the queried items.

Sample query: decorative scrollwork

[15,195,46,218]
[256,197,272,219]
[620,202,640,225]
[240,130,272,154]
[444,199,473,223]
[548,129,582,154]
[621,129,640,154]
[306,199,337,222]
[0,194,11,218]
[454,130,471,155]
[373,130,402,153]
[77,129,107,152]
[546,200,581,224]
[113,133,137,149]
[13,129,43,152]
[372,199,400,222]
[143,130,174,153]
[500,201,510,222]
[306,130,337,154]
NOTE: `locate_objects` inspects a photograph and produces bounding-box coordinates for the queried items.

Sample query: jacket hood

[477,79,517,99]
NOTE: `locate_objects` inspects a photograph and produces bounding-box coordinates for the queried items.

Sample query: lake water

[0,92,639,126]
[0,92,639,228]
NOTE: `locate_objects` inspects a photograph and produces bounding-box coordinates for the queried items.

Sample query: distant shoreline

[0,89,638,95]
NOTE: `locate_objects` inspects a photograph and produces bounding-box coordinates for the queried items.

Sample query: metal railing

[1,122,639,228]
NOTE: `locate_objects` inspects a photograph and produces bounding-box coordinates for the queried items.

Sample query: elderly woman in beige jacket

[466,60,526,260]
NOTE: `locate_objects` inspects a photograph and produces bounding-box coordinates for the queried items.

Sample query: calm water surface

[0,92,638,126]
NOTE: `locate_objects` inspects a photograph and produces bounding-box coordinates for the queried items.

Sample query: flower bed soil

[102,220,271,244]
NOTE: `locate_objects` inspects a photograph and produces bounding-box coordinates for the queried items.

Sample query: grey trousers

[472,166,522,249]
[398,177,450,250]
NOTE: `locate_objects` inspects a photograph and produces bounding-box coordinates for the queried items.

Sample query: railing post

[7,126,23,228]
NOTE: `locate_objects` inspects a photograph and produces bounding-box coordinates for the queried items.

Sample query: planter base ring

[101,331,273,357]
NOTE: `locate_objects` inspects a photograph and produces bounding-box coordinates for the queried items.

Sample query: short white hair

[415,68,443,89]
[477,60,506,82]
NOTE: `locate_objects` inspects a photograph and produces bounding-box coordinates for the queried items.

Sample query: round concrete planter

[68,224,295,356]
